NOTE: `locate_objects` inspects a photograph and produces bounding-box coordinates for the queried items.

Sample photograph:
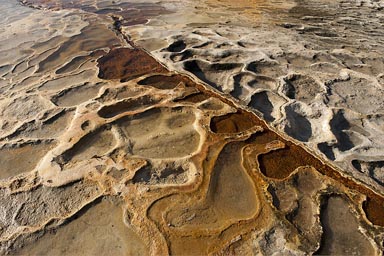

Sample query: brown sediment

[210,111,264,133]
[97,48,167,81]
[175,92,211,103]
[258,146,308,179]
[256,130,326,180]
[363,197,384,226]
[137,74,194,89]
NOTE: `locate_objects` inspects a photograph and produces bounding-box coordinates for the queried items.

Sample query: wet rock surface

[0,0,383,255]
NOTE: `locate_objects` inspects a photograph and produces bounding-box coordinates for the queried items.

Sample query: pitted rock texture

[0,0,383,255]
[124,0,384,196]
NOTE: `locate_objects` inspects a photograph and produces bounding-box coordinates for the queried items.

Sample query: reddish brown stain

[97,48,167,82]
[258,146,308,179]
[138,74,193,89]
[210,111,263,133]
[363,197,384,227]
[175,93,211,103]
[257,134,338,181]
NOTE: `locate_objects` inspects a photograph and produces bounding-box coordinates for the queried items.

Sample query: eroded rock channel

[0,0,383,255]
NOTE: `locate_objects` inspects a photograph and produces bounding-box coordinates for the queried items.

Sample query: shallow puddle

[15,197,148,256]
[52,83,104,107]
[62,128,116,163]
[116,107,200,158]
[316,196,375,255]
[0,142,55,179]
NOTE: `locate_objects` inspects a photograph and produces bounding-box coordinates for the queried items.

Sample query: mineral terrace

[0,0,383,255]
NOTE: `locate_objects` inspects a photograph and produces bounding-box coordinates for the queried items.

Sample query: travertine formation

[125,0,384,196]
[0,0,383,255]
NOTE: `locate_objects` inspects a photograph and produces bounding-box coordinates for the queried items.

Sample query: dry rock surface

[0,0,383,255]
